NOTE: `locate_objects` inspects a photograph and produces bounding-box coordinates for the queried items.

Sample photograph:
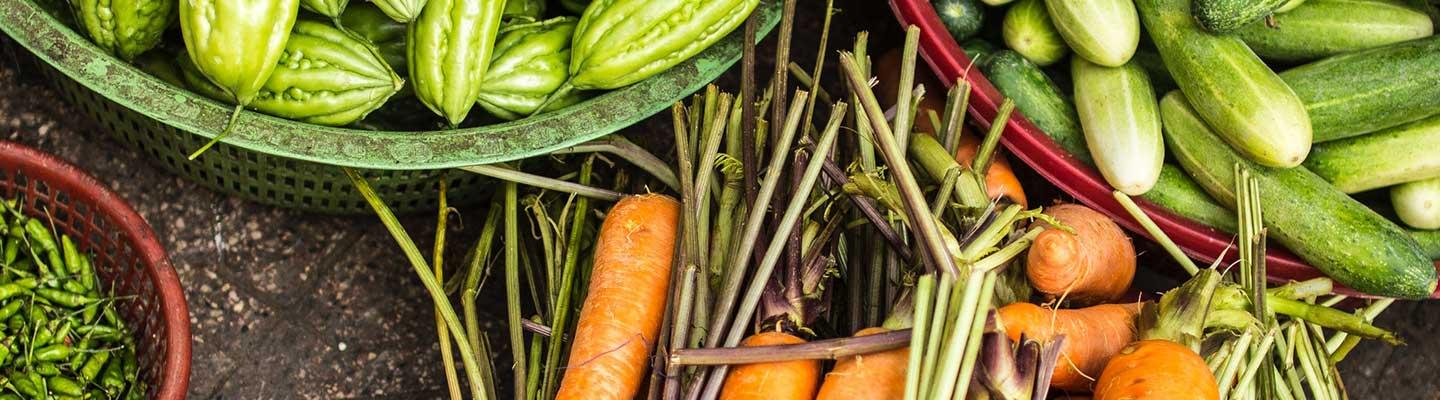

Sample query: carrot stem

[953,271,999,400]
[903,274,936,400]
[786,63,834,106]
[503,182,529,400]
[939,82,971,154]
[918,275,956,398]
[663,266,699,398]
[670,329,909,365]
[1216,330,1255,399]
[970,99,1013,179]
[1234,330,1278,398]
[344,169,490,399]
[700,102,846,400]
[1112,191,1201,276]
[432,178,462,400]
[463,165,623,201]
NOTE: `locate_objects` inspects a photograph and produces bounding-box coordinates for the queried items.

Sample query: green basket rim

[0,0,779,171]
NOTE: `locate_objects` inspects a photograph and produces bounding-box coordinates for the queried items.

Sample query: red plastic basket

[888,0,1440,298]
[0,140,191,398]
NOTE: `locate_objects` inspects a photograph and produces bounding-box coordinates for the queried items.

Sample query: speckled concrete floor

[3,2,1439,399]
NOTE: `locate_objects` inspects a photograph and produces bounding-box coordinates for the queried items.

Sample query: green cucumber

[1394,178,1440,229]
[1235,0,1433,62]
[1073,57,1163,195]
[1281,36,1440,143]
[1142,164,1240,233]
[1192,0,1288,33]
[1044,0,1139,66]
[1411,226,1440,259]
[1161,91,1436,298]
[936,0,986,42]
[961,39,998,63]
[1002,0,1067,66]
[981,50,1090,163]
[1303,114,1440,193]
[1139,0,1313,168]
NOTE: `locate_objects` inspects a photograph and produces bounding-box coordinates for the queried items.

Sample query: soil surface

[2,1,1437,398]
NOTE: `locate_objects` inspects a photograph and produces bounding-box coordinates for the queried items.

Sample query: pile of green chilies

[0,198,144,400]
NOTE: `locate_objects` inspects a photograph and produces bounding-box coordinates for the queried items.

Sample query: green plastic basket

[1,0,779,214]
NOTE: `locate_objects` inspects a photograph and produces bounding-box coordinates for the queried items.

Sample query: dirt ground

[2,1,1438,399]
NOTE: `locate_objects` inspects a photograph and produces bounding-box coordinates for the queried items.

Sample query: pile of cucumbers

[936,0,1440,298]
[64,0,760,128]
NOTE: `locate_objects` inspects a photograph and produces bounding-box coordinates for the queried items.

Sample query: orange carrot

[1026,204,1136,305]
[814,327,909,400]
[876,49,1028,208]
[1093,340,1219,400]
[997,302,1143,392]
[718,331,821,400]
[554,194,680,400]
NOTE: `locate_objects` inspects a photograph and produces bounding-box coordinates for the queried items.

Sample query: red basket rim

[888,0,1440,298]
[0,140,191,398]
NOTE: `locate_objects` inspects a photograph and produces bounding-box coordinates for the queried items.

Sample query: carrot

[554,194,681,400]
[1093,340,1218,400]
[718,331,822,400]
[814,327,910,400]
[997,302,1143,392]
[1026,204,1136,305]
[876,49,1028,208]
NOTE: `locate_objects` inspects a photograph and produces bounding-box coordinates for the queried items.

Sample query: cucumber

[1161,91,1436,298]
[1002,0,1068,66]
[1303,114,1440,193]
[1073,57,1163,195]
[1044,0,1140,66]
[1139,0,1313,168]
[1141,164,1240,233]
[936,0,986,42]
[1281,36,1440,143]
[1412,226,1440,259]
[1235,0,1433,62]
[981,50,1090,163]
[1130,49,1176,95]
[1277,0,1307,12]
[1394,178,1440,229]
[962,39,998,63]
[1192,0,1289,32]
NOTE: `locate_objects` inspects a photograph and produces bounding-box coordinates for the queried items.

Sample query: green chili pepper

[47,376,84,396]
[0,282,31,302]
[35,344,74,362]
[0,301,21,321]
[121,350,138,376]
[503,0,545,20]
[80,351,110,383]
[178,0,300,158]
[407,0,507,125]
[22,219,56,253]
[59,236,80,276]
[567,0,760,90]
[340,3,408,75]
[8,372,40,399]
[370,0,425,22]
[78,255,95,292]
[35,362,61,376]
[80,303,98,325]
[7,316,22,332]
[0,393,19,400]
[68,0,174,61]
[301,0,348,18]
[476,17,584,120]
[53,320,73,343]
[46,251,65,280]
[36,289,95,308]
[60,280,86,295]
[0,341,9,366]
[69,337,91,367]
[35,326,55,348]
[8,261,33,279]
[75,325,120,339]
[4,237,18,264]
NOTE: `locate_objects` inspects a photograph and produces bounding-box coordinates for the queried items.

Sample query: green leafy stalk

[463,205,502,400]
[903,274,936,400]
[540,157,594,399]
[433,179,462,400]
[344,169,490,399]
[504,182,528,400]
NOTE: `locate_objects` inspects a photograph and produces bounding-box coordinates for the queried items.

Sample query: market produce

[1281,35,1440,143]
[1191,0,1288,33]
[1234,0,1434,62]
[935,0,984,42]
[477,17,582,120]
[1394,178,1440,229]
[956,134,1028,208]
[567,0,760,90]
[815,327,910,400]
[1140,165,1239,233]
[300,0,345,18]
[979,50,1089,163]
[1026,204,1137,305]
[339,3,408,75]
[1002,0,1067,66]
[503,0,544,20]
[1304,114,1440,193]
[178,0,298,156]
[555,194,679,400]
[371,0,425,22]
[1161,92,1436,298]
[69,0,173,61]
[1094,339,1218,399]
[408,0,505,126]
[179,20,404,126]
[0,199,146,400]
[1139,0,1312,168]
[718,332,821,400]
[1043,0,1139,67]
[1072,57,1162,195]
[997,302,1143,391]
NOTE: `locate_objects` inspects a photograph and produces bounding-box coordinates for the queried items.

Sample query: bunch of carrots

[347,2,1405,400]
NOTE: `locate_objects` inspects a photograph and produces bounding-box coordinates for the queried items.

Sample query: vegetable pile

[0,199,145,400]
[58,0,761,157]
[943,0,1440,298]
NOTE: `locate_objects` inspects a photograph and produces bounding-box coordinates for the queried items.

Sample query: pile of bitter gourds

[66,0,761,128]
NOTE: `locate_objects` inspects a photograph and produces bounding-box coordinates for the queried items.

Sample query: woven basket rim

[0,0,781,171]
